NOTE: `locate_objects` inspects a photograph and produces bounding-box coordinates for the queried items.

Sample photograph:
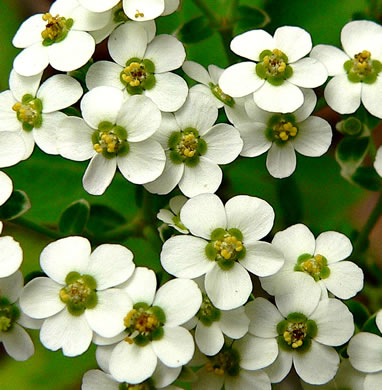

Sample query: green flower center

[277,312,317,352]
[113,2,129,23]
[92,121,129,158]
[294,253,330,281]
[205,346,240,377]
[197,293,221,326]
[123,302,166,346]
[208,82,235,107]
[59,272,97,316]
[256,49,293,86]
[168,127,207,167]
[119,379,156,390]
[205,228,246,270]
[266,113,298,144]
[120,58,156,95]
[12,94,43,131]
[0,297,20,332]
[344,50,382,84]
[41,13,73,46]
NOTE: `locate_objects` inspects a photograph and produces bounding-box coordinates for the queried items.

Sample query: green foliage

[235,5,270,33]
[177,15,214,44]
[345,300,370,330]
[336,136,370,177]
[0,190,31,220]
[351,166,382,191]
[86,204,126,236]
[58,199,90,235]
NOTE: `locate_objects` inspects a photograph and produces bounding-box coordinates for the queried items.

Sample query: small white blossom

[0,171,12,207]
[160,193,284,310]
[157,195,189,234]
[310,20,382,118]
[219,26,327,113]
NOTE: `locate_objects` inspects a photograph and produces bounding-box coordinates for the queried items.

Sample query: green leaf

[336,136,370,177]
[351,166,382,191]
[345,300,369,329]
[362,314,382,336]
[86,204,126,235]
[276,176,303,226]
[58,199,90,235]
[235,5,270,33]
[177,15,214,44]
[0,190,31,220]
[68,59,93,92]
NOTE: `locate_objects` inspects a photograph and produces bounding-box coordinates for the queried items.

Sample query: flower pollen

[256,49,293,85]
[120,58,156,94]
[41,13,73,46]
[12,94,43,131]
[344,49,382,84]
[205,347,240,377]
[0,297,20,332]
[197,293,221,326]
[266,114,298,144]
[283,322,307,349]
[92,121,129,158]
[294,253,330,281]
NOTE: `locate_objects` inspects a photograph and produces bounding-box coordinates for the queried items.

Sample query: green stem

[191,0,219,25]
[11,217,63,239]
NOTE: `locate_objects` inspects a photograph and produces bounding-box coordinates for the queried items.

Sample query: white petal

[0,271,22,303]
[230,30,275,61]
[152,325,194,367]
[145,34,185,73]
[117,95,161,142]
[205,262,252,310]
[246,298,283,338]
[12,14,45,48]
[238,122,271,157]
[79,0,120,13]
[292,116,332,157]
[83,154,117,195]
[48,31,95,72]
[362,75,382,119]
[219,62,264,97]
[293,88,317,122]
[179,158,222,197]
[151,112,180,148]
[195,322,224,356]
[160,235,214,278]
[153,278,202,327]
[0,90,20,132]
[88,244,135,290]
[152,360,182,388]
[18,130,35,161]
[1,324,34,361]
[108,22,148,66]
[182,61,211,85]
[85,289,132,337]
[0,236,23,278]
[119,267,157,305]
[93,332,125,347]
[254,81,304,113]
[9,69,42,102]
[38,75,82,113]
[17,309,43,330]
[123,0,164,21]
[40,308,93,356]
[235,334,278,370]
[13,44,50,77]
[82,370,118,390]
[163,0,179,15]
[348,332,382,373]
[225,195,275,244]
[324,74,361,114]
[40,236,91,284]
[288,58,327,88]
[208,64,224,85]
[203,124,243,164]
[19,277,64,319]
[264,349,293,383]
[293,341,339,385]
[219,306,249,339]
[375,146,382,177]
[81,86,124,129]
[86,61,123,91]
[169,195,188,214]
[192,366,225,390]
[266,142,296,178]
[117,139,165,184]
[0,132,30,167]
[377,310,382,334]
[364,371,382,390]
[245,99,271,123]
[310,45,349,76]
[273,26,312,63]
[180,193,226,239]
[314,231,353,263]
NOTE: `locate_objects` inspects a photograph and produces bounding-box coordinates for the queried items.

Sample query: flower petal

[12,14,45,48]
[82,369,118,390]
[230,30,275,61]
[79,0,120,12]
[238,122,271,157]
[348,332,382,373]
[152,361,182,388]
[314,231,353,263]
[0,131,30,167]
[364,371,382,390]
[310,44,349,76]
[9,69,42,102]
[219,306,249,339]
[86,60,123,91]
[0,271,23,303]
[0,236,23,278]
[288,58,327,88]
[83,154,117,195]
[195,322,224,356]
[293,88,317,122]
[1,324,34,361]
[264,349,293,383]
[0,90,20,132]
[375,146,382,177]
[123,0,164,21]
[182,61,211,85]
[266,142,296,178]
[361,75,382,119]
[192,366,224,390]
[13,43,50,77]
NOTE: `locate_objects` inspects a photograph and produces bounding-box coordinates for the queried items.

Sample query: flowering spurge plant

[86,22,187,112]
[236,88,332,178]
[260,224,364,300]
[58,86,165,195]
[310,20,382,118]
[348,311,382,389]
[0,70,82,160]
[161,193,284,309]
[157,195,189,234]
[246,284,355,385]
[19,236,135,356]
[144,91,243,197]
[219,26,328,113]
[12,0,112,76]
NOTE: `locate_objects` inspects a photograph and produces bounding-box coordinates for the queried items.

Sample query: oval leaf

[351,166,382,191]
[177,15,214,44]
[86,204,126,235]
[345,300,369,330]
[58,199,90,235]
[0,190,31,220]
[236,5,271,32]
[336,136,370,176]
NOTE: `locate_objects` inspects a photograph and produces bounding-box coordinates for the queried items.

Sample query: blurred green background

[0,0,378,389]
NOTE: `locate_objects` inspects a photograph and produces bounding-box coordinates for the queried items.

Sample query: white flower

[157,195,189,234]
[219,26,327,113]
[374,146,382,177]
[160,193,284,310]
[246,290,354,384]
[0,132,26,168]
[260,224,364,300]
[105,267,202,384]
[19,237,135,356]
[12,0,110,76]
[144,91,243,197]
[190,340,273,390]
[86,22,187,112]
[310,20,382,118]
[0,271,40,361]
[0,171,12,207]
[0,219,23,279]
[0,70,82,159]
[57,86,165,195]
[237,88,332,178]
